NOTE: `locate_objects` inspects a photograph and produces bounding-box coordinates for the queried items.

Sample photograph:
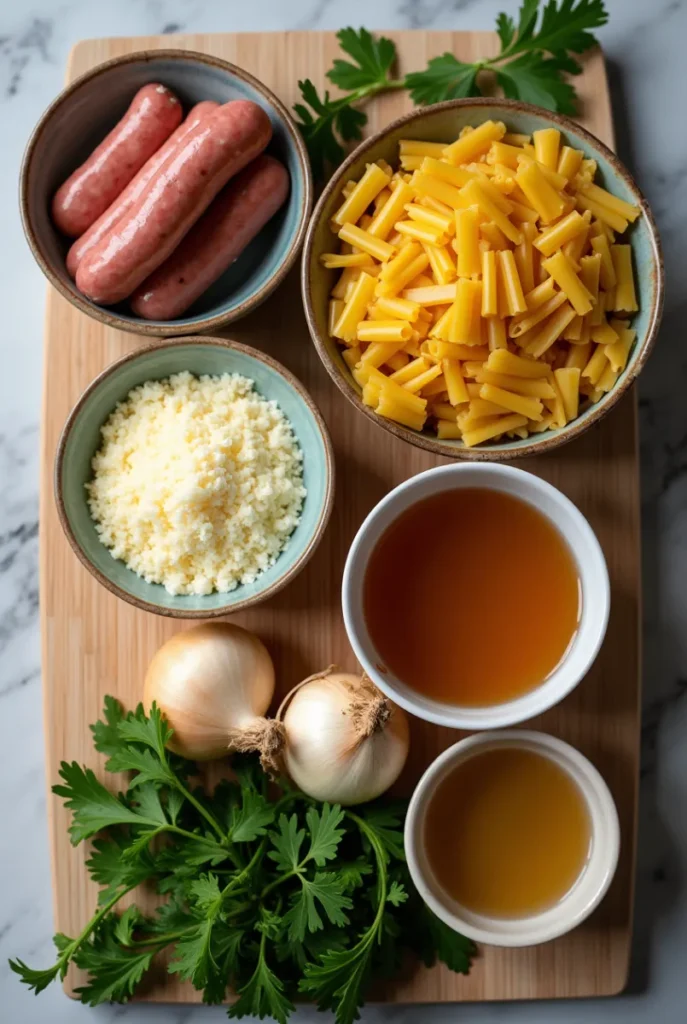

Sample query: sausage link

[66,101,218,277]
[130,155,289,320]
[76,100,272,305]
[52,83,182,237]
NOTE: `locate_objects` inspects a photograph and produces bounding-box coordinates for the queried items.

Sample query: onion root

[227,717,286,777]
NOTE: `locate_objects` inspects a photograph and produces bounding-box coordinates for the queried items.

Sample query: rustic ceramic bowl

[405,731,620,946]
[21,50,312,336]
[342,463,609,729]
[302,98,663,460]
[55,337,334,618]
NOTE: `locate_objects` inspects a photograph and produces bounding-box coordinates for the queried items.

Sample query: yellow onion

[143,622,274,761]
[275,668,410,805]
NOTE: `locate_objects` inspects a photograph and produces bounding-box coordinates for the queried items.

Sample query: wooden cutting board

[40,30,639,1004]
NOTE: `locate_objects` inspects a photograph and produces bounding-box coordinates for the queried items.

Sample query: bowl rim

[404,730,621,946]
[54,335,335,618]
[301,96,664,461]
[341,462,610,729]
[20,48,313,337]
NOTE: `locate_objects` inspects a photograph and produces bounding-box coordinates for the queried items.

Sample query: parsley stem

[132,902,254,949]
[258,844,320,900]
[129,928,193,948]
[310,75,405,142]
[220,841,266,901]
[58,881,138,978]
[346,812,388,930]
[259,868,298,900]
[170,779,226,843]
[165,823,237,867]
[347,78,406,108]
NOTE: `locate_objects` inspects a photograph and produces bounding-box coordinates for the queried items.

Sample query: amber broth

[363,488,580,706]
[424,747,591,917]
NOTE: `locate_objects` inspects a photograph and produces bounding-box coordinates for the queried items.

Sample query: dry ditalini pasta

[321,121,640,447]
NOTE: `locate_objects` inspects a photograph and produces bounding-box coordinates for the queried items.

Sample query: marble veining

[0,0,686,1021]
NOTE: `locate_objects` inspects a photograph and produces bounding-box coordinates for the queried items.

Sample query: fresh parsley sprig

[294,1,608,173]
[9,698,475,1024]
[407,0,607,114]
[294,28,403,178]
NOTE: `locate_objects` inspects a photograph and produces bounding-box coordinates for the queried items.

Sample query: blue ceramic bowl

[55,338,334,617]
[21,50,312,336]
[302,98,663,460]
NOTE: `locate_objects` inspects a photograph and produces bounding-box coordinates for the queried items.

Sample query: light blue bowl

[303,98,663,459]
[55,338,334,617]
[21,49,312,336]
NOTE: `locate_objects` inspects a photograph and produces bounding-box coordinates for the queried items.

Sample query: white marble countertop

[1,0,686,1021]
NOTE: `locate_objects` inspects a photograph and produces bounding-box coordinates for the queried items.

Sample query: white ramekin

[404,731,620,947]
[342,463,610,729]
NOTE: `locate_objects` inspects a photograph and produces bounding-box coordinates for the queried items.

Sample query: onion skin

[281,671,410,805]
[143,622,274,761]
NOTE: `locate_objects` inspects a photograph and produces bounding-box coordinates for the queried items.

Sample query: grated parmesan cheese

[86,371,306,596]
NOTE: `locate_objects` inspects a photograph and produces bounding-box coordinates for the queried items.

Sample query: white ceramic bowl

[342,463,609,729]
[404,731,620,947]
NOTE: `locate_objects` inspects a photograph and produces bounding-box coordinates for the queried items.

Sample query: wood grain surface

[40,31,640,1004]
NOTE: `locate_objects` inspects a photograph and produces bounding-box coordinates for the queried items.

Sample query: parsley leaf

[284,872,352,942]
[504,0,542,52]
[166,787,185,824]
[424,910,476,974]
[300,940,372,1024]
[72,918,153,1006]
[228,788,275,843]
[8,959,62,995]
[503,0,608,57]
[52,762,165,845]
[86,834,155,905]
[168,875,223,989]
[168,917,218,989]
[496,10,517,50]
[202,927,243,1004]
[172,832,233,868]
[103,703,176,787]
[188,873,222,913]
[149,898,196,936]
[268,813,305,872]
[104,745,173,788]
[229,933,295,1024]
[305,804,346,865]
[355,801,406,862]
[117,702,173,760]
[91,698,178,789]
[327,27,396,91]
[405,56,478,105]
[496,54,578,113]
[404,0,607,114]
[113,906,144,946]
[338,859,373,892]
[387,881,409,907]
[294,80,366,179]
[90,695,126,757]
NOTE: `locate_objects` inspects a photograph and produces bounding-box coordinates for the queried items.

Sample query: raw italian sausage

[52,83,182,237]
[66,100,218,277]
[130,154,289,320]
[76,100,272,305]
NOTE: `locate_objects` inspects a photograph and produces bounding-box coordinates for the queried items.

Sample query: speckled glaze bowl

[21,50,312,336]
[55,337,334,618]
[302,98,663,460]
